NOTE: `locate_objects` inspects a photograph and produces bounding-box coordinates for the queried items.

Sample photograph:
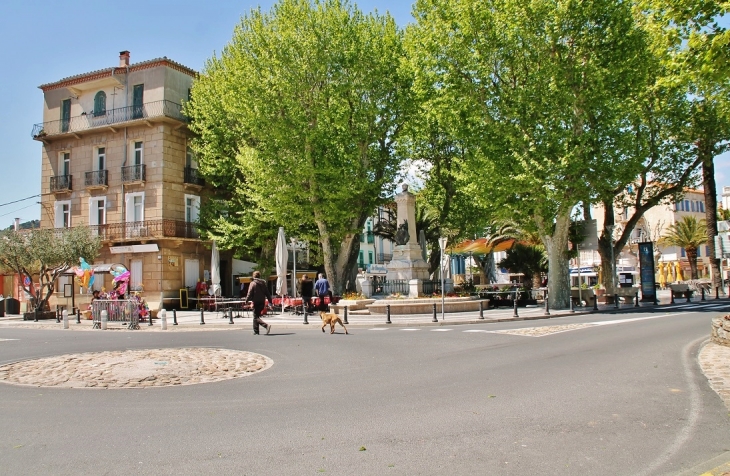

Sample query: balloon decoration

[73,257,95,291]
[111,264,130,298]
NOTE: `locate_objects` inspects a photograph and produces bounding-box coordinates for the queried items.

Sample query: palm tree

[497,243,548,290]
[658,216,707,280]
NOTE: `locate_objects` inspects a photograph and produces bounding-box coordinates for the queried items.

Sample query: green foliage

[0,227,101,311]
[659,216,707,279]
[497,243,548,290]
[186,0,413,291]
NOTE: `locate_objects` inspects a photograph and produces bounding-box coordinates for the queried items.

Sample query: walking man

[314,273,330,311]
[245,271,274,335]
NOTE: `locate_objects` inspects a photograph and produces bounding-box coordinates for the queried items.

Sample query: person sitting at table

[195,279,208,298]
[300,274,314,313]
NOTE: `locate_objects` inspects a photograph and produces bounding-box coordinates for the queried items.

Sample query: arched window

[93,91,107,116]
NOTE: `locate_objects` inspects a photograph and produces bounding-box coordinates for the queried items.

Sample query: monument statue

[395,221,410,246]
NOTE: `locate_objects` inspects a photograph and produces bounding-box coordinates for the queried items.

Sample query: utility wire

[0,203,38,218]
[0,194,40,208]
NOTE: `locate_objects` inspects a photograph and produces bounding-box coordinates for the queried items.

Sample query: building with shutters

[32,51,227,309]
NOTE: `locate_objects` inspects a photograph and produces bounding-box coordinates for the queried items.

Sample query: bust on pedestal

[386,185,430,293]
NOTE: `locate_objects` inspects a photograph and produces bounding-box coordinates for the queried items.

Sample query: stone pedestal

[386,185,430,287]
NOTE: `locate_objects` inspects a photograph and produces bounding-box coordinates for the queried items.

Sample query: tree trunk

[702,151,722,293]
[687,248,699,280]
[543,211,572,309]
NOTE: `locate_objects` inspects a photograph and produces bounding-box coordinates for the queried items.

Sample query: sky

[0,1,727,229]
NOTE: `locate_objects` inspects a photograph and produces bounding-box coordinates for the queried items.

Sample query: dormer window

[93,91,107,116]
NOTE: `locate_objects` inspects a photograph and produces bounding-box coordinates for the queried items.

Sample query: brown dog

[319,311,348,334]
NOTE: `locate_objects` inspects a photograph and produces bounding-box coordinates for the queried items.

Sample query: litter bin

[5,298,20,315]
[0,297,4,317]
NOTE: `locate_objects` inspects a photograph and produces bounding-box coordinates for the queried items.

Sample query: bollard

[229,307,234,325]
[76,309,81,324]
[432,303,438,323]
[701,287,706,301]
[716,286,720,300]
[62,310,69,329]
[634,292,640,307]
[200,307,206,325]
[570,296,575,313]
[172,309,178,325]
[56,308,60,323]
[686,291,691,303]
[544,295,550,316]
[160,309,167,330]
[303,308,309,325]
[148,308,153,326]
[34,308,38,322]
[386,304,392,324]
[479,300,485,319]
[343,306,349,325]
[670,290,675,304]
[614,293,619,309]
[593,296,598,311]
[513,292,519,318]
[101,310,108,330]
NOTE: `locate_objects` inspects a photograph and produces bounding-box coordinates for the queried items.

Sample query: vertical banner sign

[638,242,656,302]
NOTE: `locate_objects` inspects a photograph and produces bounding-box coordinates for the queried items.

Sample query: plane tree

[186,0,413,293]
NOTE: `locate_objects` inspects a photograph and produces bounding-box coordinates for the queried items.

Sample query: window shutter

[54,202,63,228]
[89,198,98,226]
[124,193,132,223]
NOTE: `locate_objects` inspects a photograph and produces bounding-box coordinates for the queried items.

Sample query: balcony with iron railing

[89,219,200,241]
[31,100,186,139]
[122,164,146,183]
[85,169,108,188]
[50,175,72,193]
[184,167,205,187]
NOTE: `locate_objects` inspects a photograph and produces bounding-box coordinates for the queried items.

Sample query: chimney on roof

[14,218,20,231]
[119,51,130,67]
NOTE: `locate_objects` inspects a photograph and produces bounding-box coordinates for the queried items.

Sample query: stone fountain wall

[711,315,730,346]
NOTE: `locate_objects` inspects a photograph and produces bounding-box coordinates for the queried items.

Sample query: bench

[602,288,640,305]
[668,284,694,302]
[570,289,595,307]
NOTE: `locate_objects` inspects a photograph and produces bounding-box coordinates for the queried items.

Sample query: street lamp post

[290,238,298,298]
[439,237,448,322]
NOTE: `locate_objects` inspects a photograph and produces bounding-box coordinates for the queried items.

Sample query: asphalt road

[0,306,729,475]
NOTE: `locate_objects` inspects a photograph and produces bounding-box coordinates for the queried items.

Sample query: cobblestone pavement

[0,348,273,388]
[698,342,730,411]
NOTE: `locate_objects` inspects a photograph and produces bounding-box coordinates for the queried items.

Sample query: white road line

[463,330,490,333]
[0,338,18,341]
[400,329,420,331]
[431,329,453,332]
[368,328,389,331]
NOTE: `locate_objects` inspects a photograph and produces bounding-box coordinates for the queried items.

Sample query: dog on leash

[319,311,348,334]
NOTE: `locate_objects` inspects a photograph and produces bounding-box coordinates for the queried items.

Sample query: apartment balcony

[31,100,186,140]
[50,175,72,193]
[89,219,200,242]
[184,166,205,187]
[377,252,392,263]
[85,169,108,189]
[122,164,146,184]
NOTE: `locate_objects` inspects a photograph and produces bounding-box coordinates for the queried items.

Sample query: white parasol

[210,240,221,296]
[276,227,288,297]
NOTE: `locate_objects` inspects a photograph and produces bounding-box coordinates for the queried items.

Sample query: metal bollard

[101,310,108,330]
[513,293,519,318]
[432,303,438,323]
[200,307,206,325]
[76,309,81,324]
[343,306,349,325]
[172,309,178,325]
[34,308,38,322]
[670,290,675,304]
[56,308,60,323]
[593,296,598,311]
[716,286,720,300]
[686,291,692,303]
[303,308,309,325]
[614,293,619,309]
[479,300,485,319]
[160,309,167,330]
[62,310,69,329]
[229,307,234,324]
[570,296,575,313]
[701,287,706,301]
[386,304,392,324]
[634,292,640,307]
[148,308,153,326]
[544,295,550,316]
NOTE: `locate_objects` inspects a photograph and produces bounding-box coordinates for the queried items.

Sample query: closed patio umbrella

[276,227,288,297]
[210,240,221,296]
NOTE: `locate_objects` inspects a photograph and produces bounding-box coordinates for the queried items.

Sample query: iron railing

[92,299,140,330]
[370,278,409,296]
[377,253,392,263]
[31,100,186,138]
[89,219,200,241]
[122,164,146,183]
[184,167,204,186]
[85,169,108,187]
[50,175,72,192]
[421,280,440,295]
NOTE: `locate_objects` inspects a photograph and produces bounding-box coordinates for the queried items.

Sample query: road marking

[368,328,389,331]
[430,329,453,332]
[400,329,420,331]
[463,330,490,333]
[0,338,18,342]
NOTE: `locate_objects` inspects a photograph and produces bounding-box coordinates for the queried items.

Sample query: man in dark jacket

[300,274,314,313]
[245,271,274,335]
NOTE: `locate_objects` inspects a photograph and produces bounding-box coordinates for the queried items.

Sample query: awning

[451,238,515,256]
